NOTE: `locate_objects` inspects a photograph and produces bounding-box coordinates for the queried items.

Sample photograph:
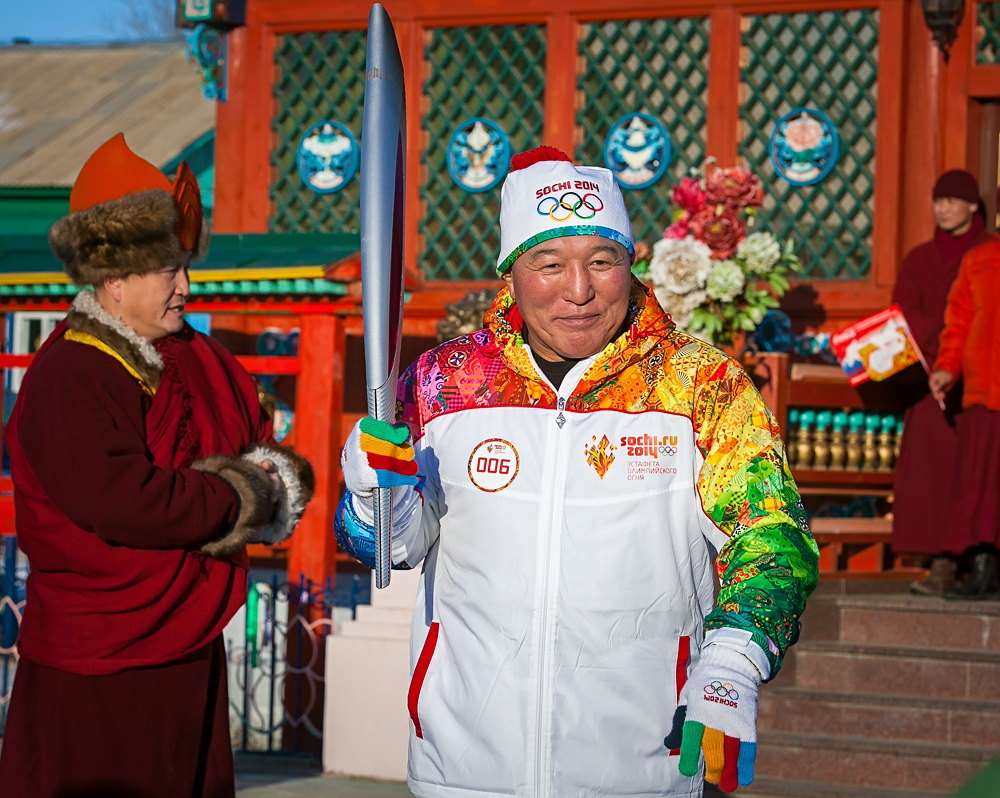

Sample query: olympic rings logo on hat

[704,681,740,701]
[537,192,605,222]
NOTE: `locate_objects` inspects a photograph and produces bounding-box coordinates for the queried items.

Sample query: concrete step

[755,731,996,793]
[335,622,411,641]
[353,605,414,626]
[758,687,1000,747]
[791,640,1000,699]
[810,594,1000,650]
[740,775,950,798]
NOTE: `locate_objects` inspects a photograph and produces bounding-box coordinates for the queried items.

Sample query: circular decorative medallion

[467,438,519,493]
[447,118,511,193]
[296,121,359,194]
[603,113,672,190]
[769,108,840,186]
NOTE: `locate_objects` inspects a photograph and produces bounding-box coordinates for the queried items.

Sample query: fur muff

[48,189,210,286]
[192,455,280,558]
[241,444,316,545]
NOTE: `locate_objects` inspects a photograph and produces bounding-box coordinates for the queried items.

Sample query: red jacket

[935,236,1000,409]
[6,313,269,675]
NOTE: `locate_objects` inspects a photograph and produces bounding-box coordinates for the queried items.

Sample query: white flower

[705,260,746,303]
[649,237,712,295]
[654,287,707,331]
[736,231,781,275]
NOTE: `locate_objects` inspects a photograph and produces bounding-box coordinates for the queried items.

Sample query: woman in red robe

[892,169,990,594]
[0,135,313,797]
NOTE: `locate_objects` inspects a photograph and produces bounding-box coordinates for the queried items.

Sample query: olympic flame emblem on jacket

[585,435,617,480]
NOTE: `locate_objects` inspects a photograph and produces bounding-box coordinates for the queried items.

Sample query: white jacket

[335,284,818,798]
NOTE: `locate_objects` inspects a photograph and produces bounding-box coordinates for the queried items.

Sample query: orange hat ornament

[49,133,208,286]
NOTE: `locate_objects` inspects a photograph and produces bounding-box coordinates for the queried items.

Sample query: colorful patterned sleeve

[693,357,819,680]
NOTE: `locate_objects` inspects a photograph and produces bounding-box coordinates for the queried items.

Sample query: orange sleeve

[933,256,975,378]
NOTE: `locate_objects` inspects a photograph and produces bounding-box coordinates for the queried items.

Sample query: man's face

[113,253,192,342]
[934,196,978,235]
[502,235,632,362]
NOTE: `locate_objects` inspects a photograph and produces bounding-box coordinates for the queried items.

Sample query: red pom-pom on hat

[510,146,573,172]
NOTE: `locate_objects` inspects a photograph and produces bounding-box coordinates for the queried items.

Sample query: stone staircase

[744,588,1000,797]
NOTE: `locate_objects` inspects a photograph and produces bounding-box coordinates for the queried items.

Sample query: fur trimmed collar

[66,290,164,390]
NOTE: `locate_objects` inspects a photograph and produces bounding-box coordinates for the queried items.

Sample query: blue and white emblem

[447,118,510,193]
[604,113,672,190]
[769,108,839,186]
[296,121,359,194]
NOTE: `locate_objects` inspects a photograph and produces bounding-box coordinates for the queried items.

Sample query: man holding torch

[337,145,818,796]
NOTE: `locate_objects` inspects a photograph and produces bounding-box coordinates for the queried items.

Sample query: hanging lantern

[919,0,966,62]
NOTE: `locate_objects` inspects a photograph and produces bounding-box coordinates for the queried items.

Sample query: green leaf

[760,294,781,309]
[768,273,790,293]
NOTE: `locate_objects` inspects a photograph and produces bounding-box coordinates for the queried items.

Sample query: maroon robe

[892,217,988,554]
[0,320,270,797]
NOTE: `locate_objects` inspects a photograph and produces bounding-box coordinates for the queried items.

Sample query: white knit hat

[496,147,635,275]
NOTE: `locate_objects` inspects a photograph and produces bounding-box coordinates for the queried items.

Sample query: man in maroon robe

[0,134,313,797]
[892,169,990,594]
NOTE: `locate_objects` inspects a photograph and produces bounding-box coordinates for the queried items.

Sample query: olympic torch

[360,3,406,590]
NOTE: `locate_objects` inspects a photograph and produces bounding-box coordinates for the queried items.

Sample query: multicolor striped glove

[664,645,761,792]
[341,417,421,498]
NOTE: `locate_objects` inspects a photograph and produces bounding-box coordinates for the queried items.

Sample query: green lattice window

[576,18,710,245]
[271,32,366,234]
[419,25,546,280]
[740,11,878,280]
[978,2,1000,64]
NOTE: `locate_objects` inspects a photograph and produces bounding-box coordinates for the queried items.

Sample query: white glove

[663,645,761,792]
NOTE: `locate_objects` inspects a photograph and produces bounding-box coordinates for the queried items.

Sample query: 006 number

[475,457,510,475]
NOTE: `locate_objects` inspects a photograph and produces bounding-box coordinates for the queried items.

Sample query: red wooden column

[706,6,741,168]
[288,313,344,586]
[545,12,577,157]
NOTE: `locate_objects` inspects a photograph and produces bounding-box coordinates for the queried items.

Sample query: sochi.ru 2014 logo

[621,434,678,459]
[467,438,519,493]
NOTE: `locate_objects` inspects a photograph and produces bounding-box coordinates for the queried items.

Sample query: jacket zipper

[534,393,569,797]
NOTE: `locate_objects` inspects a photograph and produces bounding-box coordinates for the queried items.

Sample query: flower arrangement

[632,160,802,346]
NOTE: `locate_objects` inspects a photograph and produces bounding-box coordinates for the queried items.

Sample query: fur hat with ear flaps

[48,133,210,286]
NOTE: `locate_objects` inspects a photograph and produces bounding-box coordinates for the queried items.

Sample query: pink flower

[783,114,824,152]
[663,214,690,239]
[672,177,707,214]
[704,166,764,210]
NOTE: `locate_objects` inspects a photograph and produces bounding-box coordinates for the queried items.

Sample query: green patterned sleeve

[693,358,819,680]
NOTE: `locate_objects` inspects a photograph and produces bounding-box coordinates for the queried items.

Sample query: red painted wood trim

[408,621,441,738]
[706,6,741,168]
[544,14,577,156]
[214,26,249,233]
[870,0,906,290]
[968,65,1000,97]
[252,0,884,27]
[669,634,691,756]
[0,354,34,368]
[288,314,342,583]
[243,24,275,232]
[235,356,301,374]
[942,6,974,169]
[403,20,424,279]
[899,0,942,260]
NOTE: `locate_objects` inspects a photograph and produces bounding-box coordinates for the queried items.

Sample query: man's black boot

[944,551,999,600]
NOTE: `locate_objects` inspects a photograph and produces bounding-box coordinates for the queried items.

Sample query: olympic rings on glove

[703,681,740,701]
[537,192,605,222]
